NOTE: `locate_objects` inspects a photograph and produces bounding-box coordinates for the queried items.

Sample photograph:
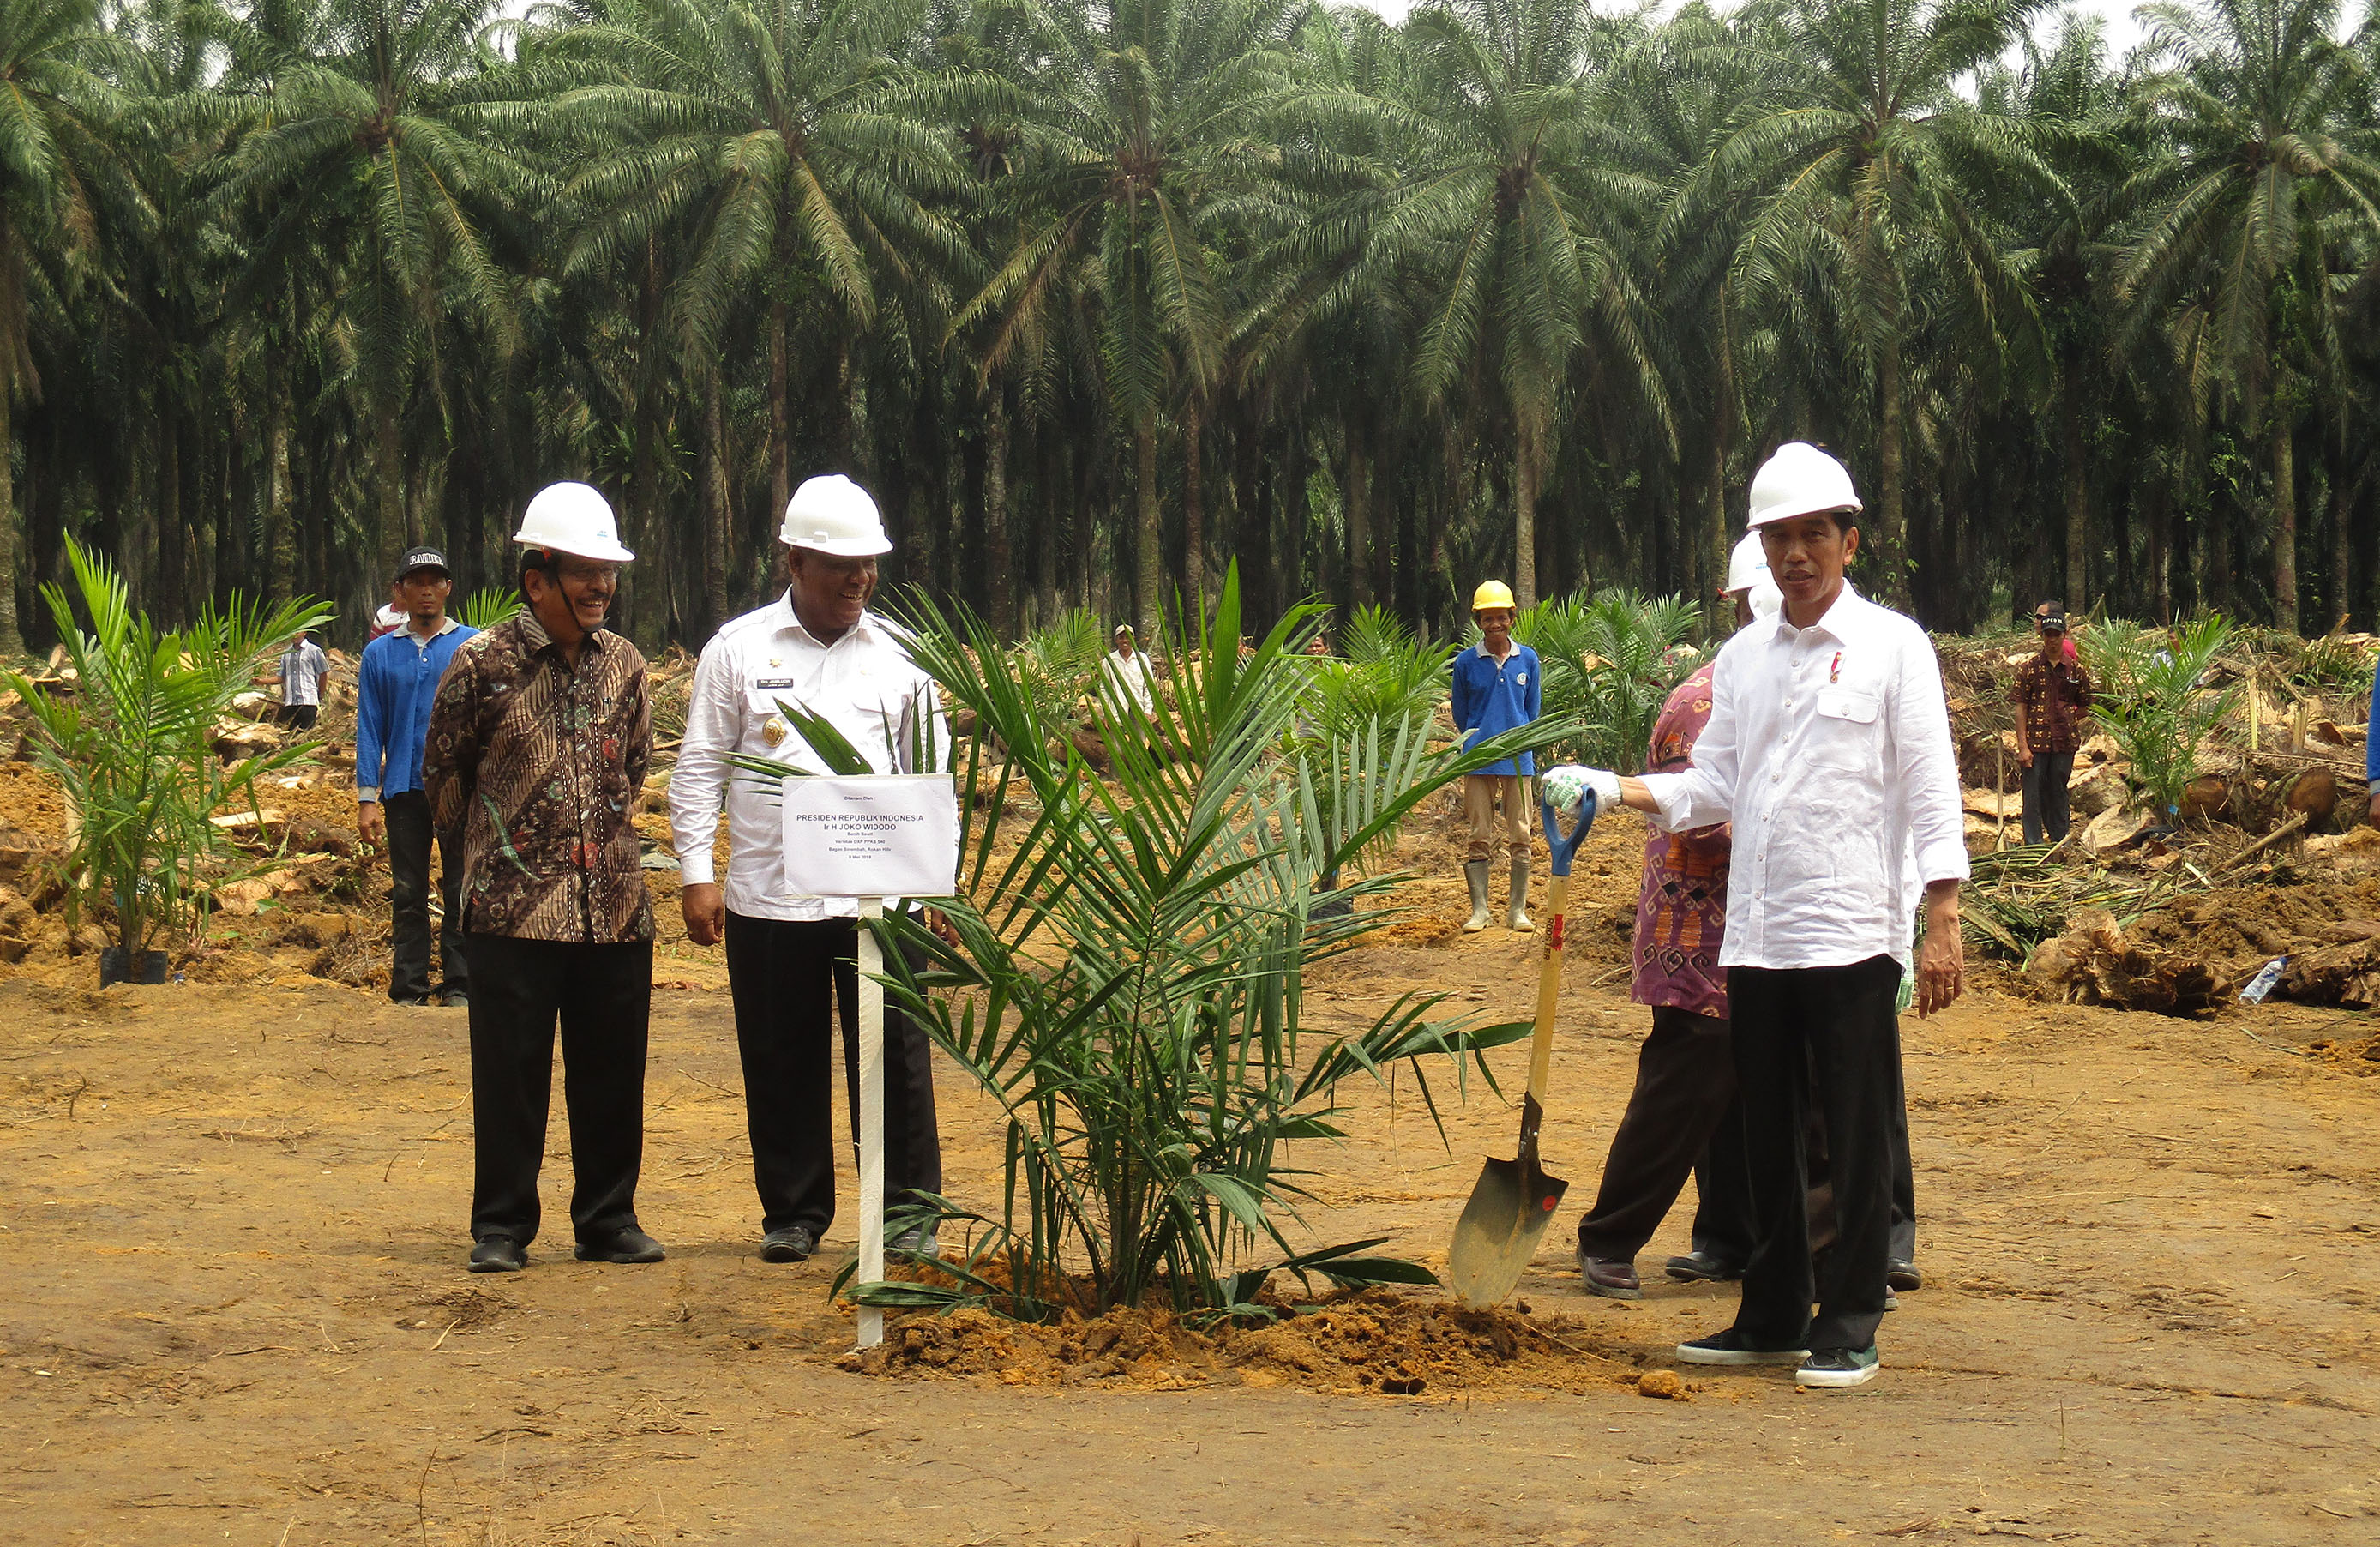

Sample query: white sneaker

[1796,1346,1882,1387]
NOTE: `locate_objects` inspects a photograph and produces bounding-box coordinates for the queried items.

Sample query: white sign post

[779,774,958,1352]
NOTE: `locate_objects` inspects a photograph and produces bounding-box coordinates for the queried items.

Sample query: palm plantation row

[4,0,2377,654]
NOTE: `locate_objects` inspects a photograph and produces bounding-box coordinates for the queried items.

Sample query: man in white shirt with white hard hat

[1544,442,1967,1389]
[670,474,947,1266]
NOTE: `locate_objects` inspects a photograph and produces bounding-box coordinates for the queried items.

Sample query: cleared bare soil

[3,819,2377,1544]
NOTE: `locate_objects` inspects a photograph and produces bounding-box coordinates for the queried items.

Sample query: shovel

[1447,786,1597,1309]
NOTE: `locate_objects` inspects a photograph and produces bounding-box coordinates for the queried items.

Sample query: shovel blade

[1445,1154,1570,1309]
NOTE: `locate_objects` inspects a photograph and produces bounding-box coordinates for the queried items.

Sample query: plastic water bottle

[2239,957,2287,1005]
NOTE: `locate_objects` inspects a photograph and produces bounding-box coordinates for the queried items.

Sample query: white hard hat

[1724,530,1785,620]
[1747,442,1861,529]
[1724,531,1769,594]
[514,481,634,563]
[781,474,892,557]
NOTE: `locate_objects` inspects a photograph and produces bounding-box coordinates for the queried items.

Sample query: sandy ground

[4,829,2378,1544]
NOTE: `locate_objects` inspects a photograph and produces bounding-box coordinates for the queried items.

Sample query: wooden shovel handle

[1524,874,1568,1105]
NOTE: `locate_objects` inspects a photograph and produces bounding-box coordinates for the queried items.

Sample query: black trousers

[1575,1008,1753,1263]
[2022,750,2076,844]
[386,791,467,1002]
[1576,1008,1912,1268]
[1728,956,1902,1353]
[464,934,652,1248]
[275,702,319,731]
[724,912,944,1236]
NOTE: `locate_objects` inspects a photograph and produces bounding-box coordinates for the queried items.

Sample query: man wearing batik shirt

[424,481,663,1276]
[2011,603,2093,844]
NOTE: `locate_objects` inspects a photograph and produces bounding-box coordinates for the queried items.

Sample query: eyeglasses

[558,563,622,586]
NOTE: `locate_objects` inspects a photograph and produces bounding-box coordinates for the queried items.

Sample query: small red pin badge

[1829,650,1842,683]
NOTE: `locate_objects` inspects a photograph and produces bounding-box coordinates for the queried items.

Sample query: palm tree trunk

[1513,422,1539,611]
[265,324,294,605]
[158,409,184,627]
[0,387,21,655]
[375,396,405,582]
[704,370,730,631]
[983,387,1013,639]
[1134,412,1161,643]
[768,298,790,523]
[2062,366,2087,609]
[2331,457,2353,629]
[632,245,666,649]
[1181,399,1204,605]
[1706,424,1728,623]
[2273,414,2298,630]
[2143,473,2169,624]
[1344,420,1372,611]
[1710,293,1738,620]
[1877,334,1908,608]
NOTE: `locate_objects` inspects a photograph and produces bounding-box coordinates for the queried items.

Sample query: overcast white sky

[1339,0,2164,59]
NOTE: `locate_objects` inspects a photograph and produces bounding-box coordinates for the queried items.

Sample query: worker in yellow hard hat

[1451,580,1542,932]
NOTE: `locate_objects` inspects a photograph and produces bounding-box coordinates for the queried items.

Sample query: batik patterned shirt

[1632,661,1730,1018]
[2011,652,2094,755]
[423,611,654,943]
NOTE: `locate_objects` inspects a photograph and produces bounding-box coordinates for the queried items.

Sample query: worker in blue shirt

[357,546,479,1007]
[1451,580,1542,932]
[2369,653,2380,828]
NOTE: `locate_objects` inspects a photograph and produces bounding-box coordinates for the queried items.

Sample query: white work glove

[1540,764,1620,816]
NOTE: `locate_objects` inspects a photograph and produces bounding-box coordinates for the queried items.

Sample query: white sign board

[775,773,959,1356]
[777,773,958,900]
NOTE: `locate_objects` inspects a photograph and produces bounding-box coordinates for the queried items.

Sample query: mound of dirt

[2025,911,2234,1018]
[2306,1031,2380,1074]
[2029,879,2380,1013]
[834,1290,1668,1398]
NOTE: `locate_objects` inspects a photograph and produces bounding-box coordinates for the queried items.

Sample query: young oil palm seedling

[2082,615,2239,825]
[1518,588,1703,773]
[9,539,332,984]
[813,568,1566,1321]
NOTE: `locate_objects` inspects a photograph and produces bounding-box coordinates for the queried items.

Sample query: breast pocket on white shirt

[1809,685,1882,769]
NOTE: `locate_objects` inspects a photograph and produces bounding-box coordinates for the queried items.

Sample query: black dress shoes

[1886,1259,1921,1292]
[760,1225,819,1263]
[468,1236,526,1273]
[574,1227,666,1263]
[1664,1250,1746,1283]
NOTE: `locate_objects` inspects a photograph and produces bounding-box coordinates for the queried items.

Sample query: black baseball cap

[2037,606,2068,632]
[396,546,451,581]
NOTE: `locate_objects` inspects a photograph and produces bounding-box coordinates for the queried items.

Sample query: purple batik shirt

[1632,661,1731,1018]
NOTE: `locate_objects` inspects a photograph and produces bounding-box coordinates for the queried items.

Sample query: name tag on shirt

[754,677,799,691]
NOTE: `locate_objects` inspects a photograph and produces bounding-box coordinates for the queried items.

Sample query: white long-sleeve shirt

[1639,581,1968,972]
[668,595,949,921]
[1101,647,1157,717]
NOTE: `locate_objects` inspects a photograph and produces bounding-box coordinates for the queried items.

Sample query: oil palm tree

[547,0,977,521]
[2117,0,2380,629]
[1345,0,1660,611]
[210,0,532,582]
[0,0,129,654]
[1706,0,2051,607]
[953,0,1299,641]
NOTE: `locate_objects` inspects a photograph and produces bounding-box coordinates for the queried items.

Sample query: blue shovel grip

[1540,787,1597,877]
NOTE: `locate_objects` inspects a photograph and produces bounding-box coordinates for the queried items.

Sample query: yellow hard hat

[1471,580,1517,613]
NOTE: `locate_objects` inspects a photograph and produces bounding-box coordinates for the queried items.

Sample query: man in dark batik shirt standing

[2012,603,2094,845]
[424,481,662,1275]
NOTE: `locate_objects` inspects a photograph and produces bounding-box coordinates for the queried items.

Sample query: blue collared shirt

[357,617,478,801]
[1451,641,1542,777]
[2369,657,2379,786]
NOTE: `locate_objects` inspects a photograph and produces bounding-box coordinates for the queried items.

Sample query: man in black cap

[2012,602,2093,846]
[357,546,478,1007]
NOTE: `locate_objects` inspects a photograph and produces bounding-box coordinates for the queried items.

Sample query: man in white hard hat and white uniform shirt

[1545,442,1967,1388]
[424,482,664,1273]
[670,474,946,1265]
